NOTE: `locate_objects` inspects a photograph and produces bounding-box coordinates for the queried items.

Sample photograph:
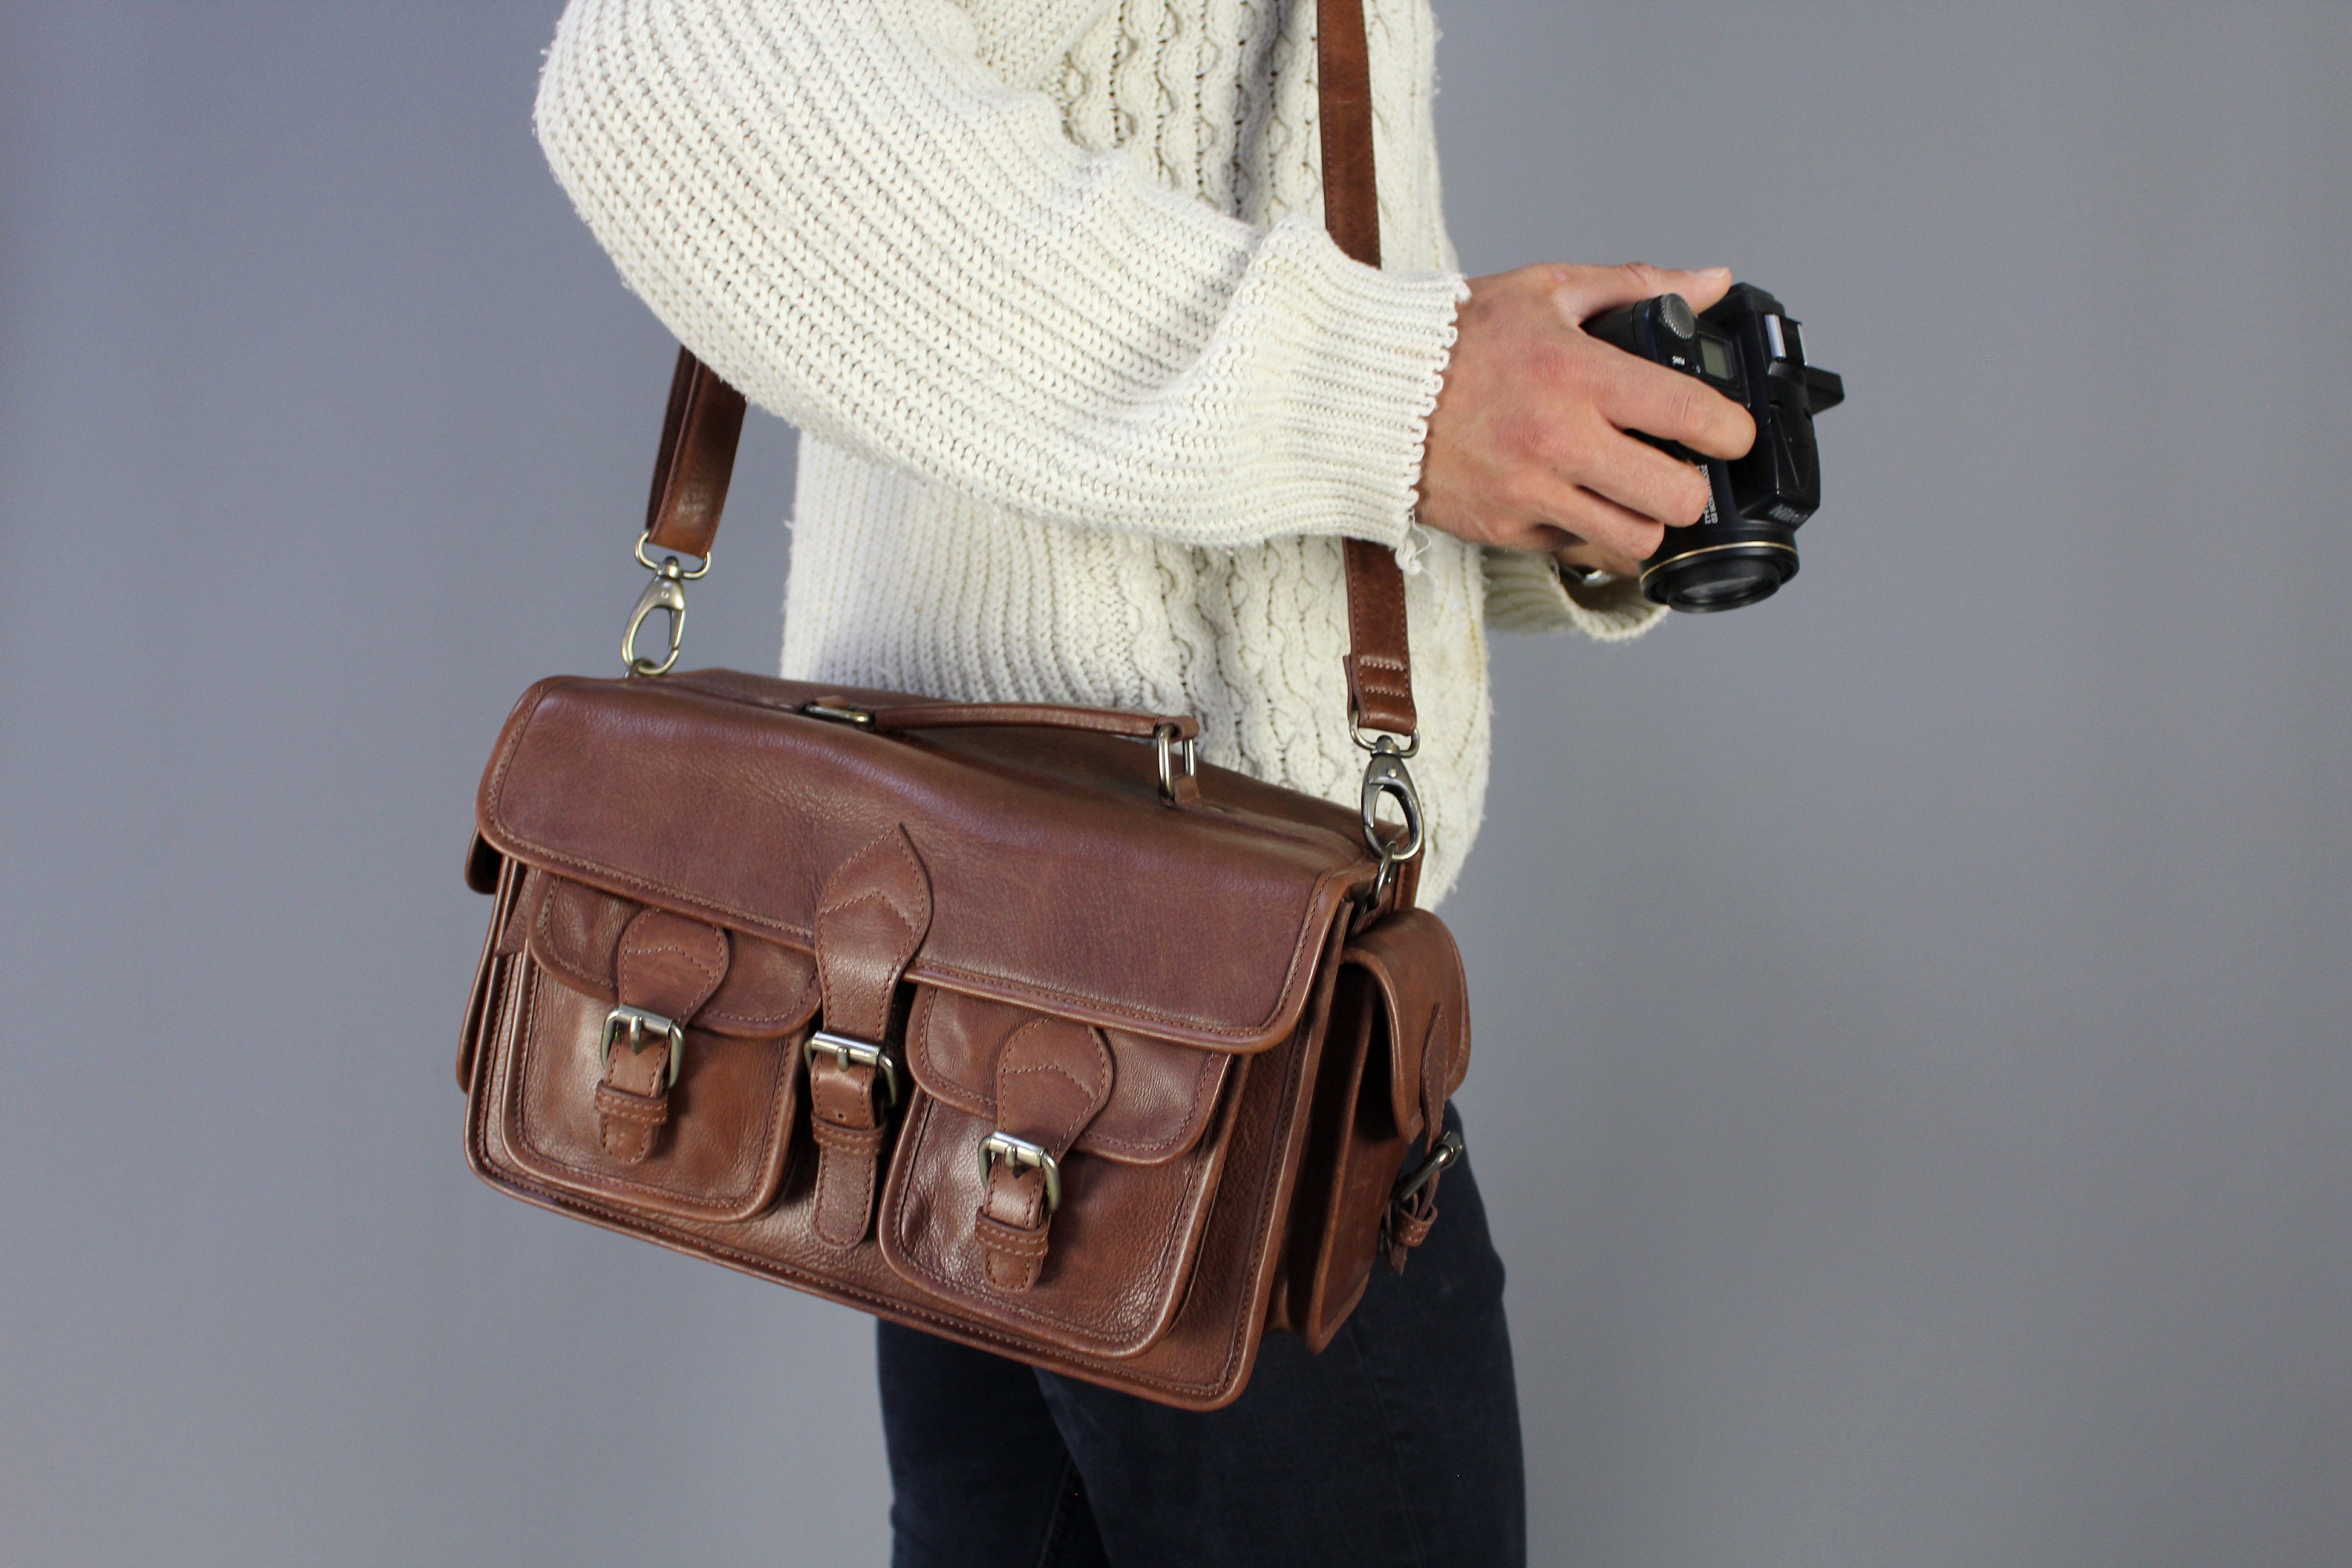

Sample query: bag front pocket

[494,873,821,1223]
[877,989,1244,1358]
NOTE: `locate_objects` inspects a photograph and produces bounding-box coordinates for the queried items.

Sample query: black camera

[1584,284,1846,612]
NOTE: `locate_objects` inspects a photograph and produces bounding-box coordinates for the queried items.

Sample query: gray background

[2,1,2344,1563]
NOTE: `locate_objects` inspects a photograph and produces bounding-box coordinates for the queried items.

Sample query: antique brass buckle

[600,1004,685,1087]
[978,1131,1062,1212]
[805,1030,903,1109]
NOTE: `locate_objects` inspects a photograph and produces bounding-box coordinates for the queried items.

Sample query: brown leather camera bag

[456,0,1468,1410]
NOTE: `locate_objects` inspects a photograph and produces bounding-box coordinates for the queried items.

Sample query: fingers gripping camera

[1584,285,1846,613]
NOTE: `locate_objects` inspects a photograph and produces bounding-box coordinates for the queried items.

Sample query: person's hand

[1417,263,1758,579]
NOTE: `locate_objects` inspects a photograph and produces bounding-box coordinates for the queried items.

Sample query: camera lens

[1638,462,1802,613]
[1642,545,1796,612]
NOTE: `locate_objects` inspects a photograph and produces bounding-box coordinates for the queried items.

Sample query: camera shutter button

[1659,293,1697,340]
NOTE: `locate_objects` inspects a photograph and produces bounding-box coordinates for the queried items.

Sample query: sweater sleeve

[1480,546,1670,641]
[535,0,1468,552]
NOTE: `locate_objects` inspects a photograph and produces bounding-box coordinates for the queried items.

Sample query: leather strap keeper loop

[808,1051,891,1248]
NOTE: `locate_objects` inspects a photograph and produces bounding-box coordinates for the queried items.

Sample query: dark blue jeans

[877,1108,1524,1568]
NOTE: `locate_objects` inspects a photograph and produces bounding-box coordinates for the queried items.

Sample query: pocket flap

[477,673,1376,1052]
[1342,909,1469,1136]
[908,989,1231,1165]
[524,873,820,1037]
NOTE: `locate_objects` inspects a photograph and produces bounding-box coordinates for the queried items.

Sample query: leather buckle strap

[1382,1128,1464,1275]
[973,1018,1112,1292]
[595,1006,680,1164]
[601,1005,684,1087]
[807,1030,902,1109]
[593,910,730,1163]
[978,1133,1062,1212]
[805,826,934,1249]
[807,1037,895,1248]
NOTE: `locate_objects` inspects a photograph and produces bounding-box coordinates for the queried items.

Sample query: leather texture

[457,0,1470,1410]
[644,344,745,560]
[1315,0,1381,273]
[862,702,1200,742]
[1342,537,1418,739]
[975,1018,1114,1290]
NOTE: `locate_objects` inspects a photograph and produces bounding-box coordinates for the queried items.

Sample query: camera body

[1584,284,1846,612]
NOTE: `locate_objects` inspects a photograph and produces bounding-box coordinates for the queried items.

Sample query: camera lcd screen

[1699,338,1734,383]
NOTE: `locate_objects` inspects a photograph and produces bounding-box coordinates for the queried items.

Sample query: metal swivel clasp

[620,532,712,677]
[1356,730,1425,906]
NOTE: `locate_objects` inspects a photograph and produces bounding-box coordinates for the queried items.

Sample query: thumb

[1555,263,1735,323]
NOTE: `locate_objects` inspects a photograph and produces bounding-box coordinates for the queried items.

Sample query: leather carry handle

[859,702,1200,742]
[638,0,1415,739]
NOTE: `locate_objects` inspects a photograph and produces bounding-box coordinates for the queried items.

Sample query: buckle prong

[978,1131,1062,1212]
[805,1029,902,1109]
[600,1005,685,1087]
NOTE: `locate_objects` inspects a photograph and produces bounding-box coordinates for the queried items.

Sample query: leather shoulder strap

[644,344,746,560]
[1316,0,1418,740]
[640,0,1417,737]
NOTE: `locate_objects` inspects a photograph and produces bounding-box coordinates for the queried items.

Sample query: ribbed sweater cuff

[1482,546,1670,641]
[1238,217,1469,551]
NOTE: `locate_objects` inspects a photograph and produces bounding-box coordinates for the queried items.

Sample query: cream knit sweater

[536,0,1664,904]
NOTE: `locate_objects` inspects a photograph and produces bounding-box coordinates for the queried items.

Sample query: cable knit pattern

[536,0,1664,904]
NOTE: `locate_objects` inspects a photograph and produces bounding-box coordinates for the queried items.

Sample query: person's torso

[781,0,1493,903]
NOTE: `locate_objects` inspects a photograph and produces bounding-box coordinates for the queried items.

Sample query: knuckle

[1621,260,1667,295]
[1498,472,1557,521]
[1730,407,1759,456]
[1527,338,1584,390]
[1664,379,1716,439]
[1494,410,1556,463]
[1526,415,1584,468]
[1673,468,1711,522]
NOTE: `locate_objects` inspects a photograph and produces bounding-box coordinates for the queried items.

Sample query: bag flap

[1341,908,1469,1135]
[907,989,1231,1165]
[478,673,1374,1052]
[521,869,821,1038]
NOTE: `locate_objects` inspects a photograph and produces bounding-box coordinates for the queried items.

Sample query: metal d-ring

[1153,722,1197,806]
[1348,721,1420,759]
[633,532,712,580]
[1391,1129,1464,1208]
